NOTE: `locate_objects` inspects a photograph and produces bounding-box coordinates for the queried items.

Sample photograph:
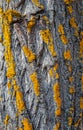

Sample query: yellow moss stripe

[30,72,40,96]
[67,5,73,14]
[40,29,57,57]
[22,118,33,130]
[53,122,61,130]
[53,82,62,116]
[80,97,83,109]
[69,86,75,94]
[22,46,36,62]
[58,24,65,35]
[31,0,44,9]
[63,50,72,60]
[64,0,74,4]
[4,114,10,125]
[27,17,36,33]
[68,117,73,126]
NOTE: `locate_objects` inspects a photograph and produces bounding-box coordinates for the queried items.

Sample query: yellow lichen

[40,29,57,56]
[54,122,61,130]
[22,46,36,62]
[53,82,62,116]
[68,66,72,72]
[16,90,25,113]
[18,128,23,130]
[55,108,62,116]
[4,114,10,125]
[60,35,68,44]
[30,72,40,96]
[69,76,74,83]
[42,16,50,24]
[67,5,73,14]
[31,0,44,9]
[63,50,72,60]
[49,68,54,77]
[7,81,11,89]
[68,117,73,126]
[69,107,74,114]
[58,24,65,35]
[64,0,74,4]
[81,75,83,91]
[80,97,83,109]
[27,17,36,33]
[6,0,11,3]
[69,87,75,94]
[69,17,78,29]
[74,118,81,127]
[55,73,59,79]
[54,63,59,71]
[79,38,83,58]
[22,118,32,130]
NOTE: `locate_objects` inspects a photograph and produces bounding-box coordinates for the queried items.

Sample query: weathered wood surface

[0,0,83,130]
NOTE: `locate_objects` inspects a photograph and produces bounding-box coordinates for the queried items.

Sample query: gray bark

[0,0,83,130]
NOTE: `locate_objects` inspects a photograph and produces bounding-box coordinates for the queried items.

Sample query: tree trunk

[0,0,83,130]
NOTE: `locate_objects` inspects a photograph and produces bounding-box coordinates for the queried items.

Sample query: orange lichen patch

[80,97,83,109]
[4,114,10,125]
[30,72,40,96]
[69,17,78,29]
[22,118,32,130]
[64,0,74,4]
[40,29,57,56]
[22,46,36,62]
[60,35,68,44]
[16,90,25,113]
[55,108,61,116]
[31,0,44,9]
[63,50,72,60]
[42,16,50,24]
[69,76,74,83]
[53,122,61,130]
[67,5,73,14]
[27,17,36,33]
[74,118,81,127]
[69,87,75,94]
[68,117,73,126]
[58,24,65,35]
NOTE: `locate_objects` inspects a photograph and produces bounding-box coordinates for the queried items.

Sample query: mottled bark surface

[0,0,83,130]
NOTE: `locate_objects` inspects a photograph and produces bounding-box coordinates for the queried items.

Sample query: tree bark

[0,0,83,130]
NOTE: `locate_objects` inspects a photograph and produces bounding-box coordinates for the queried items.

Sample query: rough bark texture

[0,0,83,130]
